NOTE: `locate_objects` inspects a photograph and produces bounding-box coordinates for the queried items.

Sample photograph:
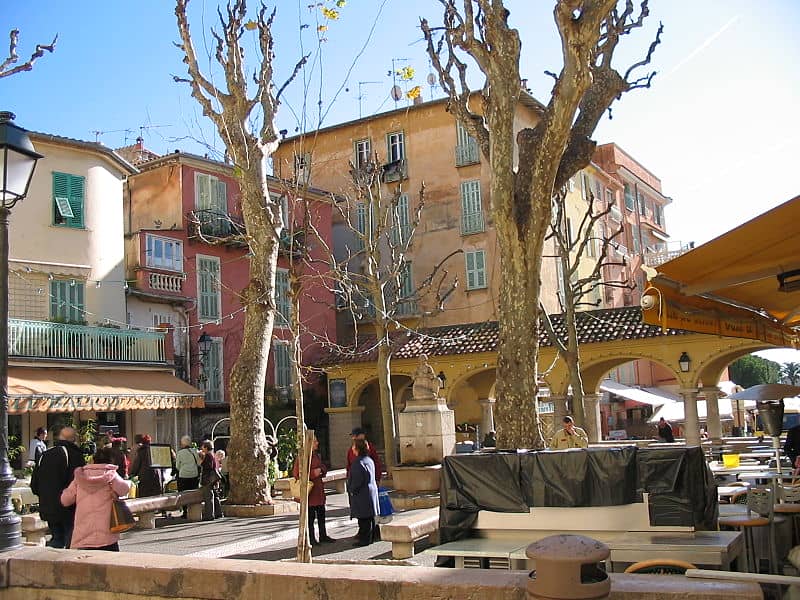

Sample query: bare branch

[0,28,57,79]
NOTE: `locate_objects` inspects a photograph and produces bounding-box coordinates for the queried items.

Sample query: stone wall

[0,547,762,600]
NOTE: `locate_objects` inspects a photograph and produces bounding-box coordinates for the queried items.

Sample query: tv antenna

[357,81,381,118]
[387,57,409,108]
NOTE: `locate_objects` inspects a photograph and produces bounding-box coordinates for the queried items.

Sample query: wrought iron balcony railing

[9,319,166,363]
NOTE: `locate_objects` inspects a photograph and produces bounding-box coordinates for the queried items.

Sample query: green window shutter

[215,179,227,214]
[465,252,476,289]
[197,257,220,320]
[203,339,223,403]
[475,251,486,288]
[355,203,367,250]
[49,280,65,319]
[70,282,85,323]
[394,194,410,244]
[274,343,292,390]
[52,172,85,228]
[275,269,291,326]
[461,181,483,234]
[196,173,211,210]
[400,262,413,298]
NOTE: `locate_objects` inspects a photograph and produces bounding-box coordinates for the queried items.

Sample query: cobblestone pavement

[119,491,436,566]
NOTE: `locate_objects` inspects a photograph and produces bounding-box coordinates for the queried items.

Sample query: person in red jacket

[293,436,334,545]
[346,428,382,483]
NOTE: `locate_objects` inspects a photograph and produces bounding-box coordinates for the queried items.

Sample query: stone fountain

[391,355,456,509]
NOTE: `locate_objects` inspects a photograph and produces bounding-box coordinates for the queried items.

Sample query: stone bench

[21,514,49,545]
[274,468,348,497]
[125,488,205,528]
[379,506,440,559]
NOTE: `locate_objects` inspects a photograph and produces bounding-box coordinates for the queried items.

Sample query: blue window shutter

[466,252,476,289]
[274,343,292,389]
[275,269,291,325]
[475,251,486,288]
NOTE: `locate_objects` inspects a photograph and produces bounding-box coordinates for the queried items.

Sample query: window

[631,224,641,254]
[146,235,183,272]
[49,279,85,323]
[197,255,221,321]
[273,341,293,395]
[638,192,647,216]
[465,250,487,290]
[355,202,368,250]
[654,204,664,227]
[275,268,291,327]
[354,139,371,170]
[52,172,85,228]
[580,173,591,201]
[606,189,615,206]
[387,132,405,163]
[397,261,416,316]
[294,153,311,185]
[587,226,597,258]
[195,172,229,236]
[393,194,411,245]
[455,122,479,166]
[624,183,635,211]
[460,180,484,235]
[595,180,604,204]
[201,337,224,404]
[152,313,173,328]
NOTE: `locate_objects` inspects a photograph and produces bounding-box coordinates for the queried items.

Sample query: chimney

[521,78,529,91]
[413,95,423,106]
[135,136,144,150]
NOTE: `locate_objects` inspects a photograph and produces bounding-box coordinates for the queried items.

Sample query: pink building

[123,149,335,438]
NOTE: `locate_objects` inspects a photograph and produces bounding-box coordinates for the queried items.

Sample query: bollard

[526,534,610,600]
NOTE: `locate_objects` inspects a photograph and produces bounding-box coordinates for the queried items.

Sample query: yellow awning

[8,367,205,413]
[641,195,800,346]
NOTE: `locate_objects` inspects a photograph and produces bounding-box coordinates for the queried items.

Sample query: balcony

[188,210,246,246]
[9,319,165,363]
[461,211,485,235]
[643,241,694,267]
[395,299,418,317]
[381,159,407,183]
[149,272,185,293]
[455,141,480,167]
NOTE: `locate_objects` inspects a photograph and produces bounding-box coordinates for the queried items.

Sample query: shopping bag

[109,499,136,533]
[288,477,314,502]
[378,487,394,517]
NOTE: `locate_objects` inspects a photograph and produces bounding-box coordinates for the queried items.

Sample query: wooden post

[296,428,315,563]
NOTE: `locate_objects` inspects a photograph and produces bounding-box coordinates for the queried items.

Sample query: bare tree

[0,29,57,79]
[421,0,661,449]
[542,185,629,431]
[309,155,458,471]
[174,0,307,506]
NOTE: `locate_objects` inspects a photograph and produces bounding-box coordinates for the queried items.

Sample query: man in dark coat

[347,439,379,547]
[30,426,85,548]
[784,424,800,469]
[129,433,163,497]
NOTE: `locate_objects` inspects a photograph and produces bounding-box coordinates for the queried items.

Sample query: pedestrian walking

[27,427,48,466]
[174,436,200,492]
[199,440,223,520]
[60,447,131,551]
[29,426,85,548]
[347,439,379,547]
[129,434,163,497]
[293,436,334,545]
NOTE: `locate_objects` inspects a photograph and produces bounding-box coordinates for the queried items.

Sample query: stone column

[324,406,364,468]
[700,386,723,442]
[479,398,496,436]
[552,395,569,427]
[679,389,701,447]
[583,394,602,443]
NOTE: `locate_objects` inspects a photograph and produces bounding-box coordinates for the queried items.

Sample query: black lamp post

[678,352,691,373]
[0,112,43,552]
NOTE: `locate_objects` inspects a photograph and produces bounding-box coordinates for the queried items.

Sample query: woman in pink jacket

[61,447,131,551]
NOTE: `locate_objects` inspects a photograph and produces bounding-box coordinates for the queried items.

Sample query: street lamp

[197,332,212,387]
[0,112,43,552]
[678,352,691,373]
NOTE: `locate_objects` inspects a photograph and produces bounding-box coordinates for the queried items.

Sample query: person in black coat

[785,424,800,469]
[347,439,379,547]
[30,426,85,548]
[129,434,163,497]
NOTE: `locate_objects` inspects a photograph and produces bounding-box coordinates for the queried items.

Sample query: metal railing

[9,318,165,363]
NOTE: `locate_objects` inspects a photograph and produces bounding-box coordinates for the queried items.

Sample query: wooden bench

[21,514,48,545]
[379,507,440,559]
[274,468,348,497]
[125,488,205,528]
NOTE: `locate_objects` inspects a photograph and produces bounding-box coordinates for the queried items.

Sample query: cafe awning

[641,195,800,347]
[599,379,676,407]
[7,367,205,413]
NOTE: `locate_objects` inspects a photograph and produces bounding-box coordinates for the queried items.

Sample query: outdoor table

[719,485,750,502]
[737,471,783,485]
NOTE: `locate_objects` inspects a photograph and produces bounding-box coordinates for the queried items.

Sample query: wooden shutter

[53,172,84,228]
[475,251,486,288]
[396,194,410,243]
[195,173,211,210]
[197,257,220,320]
[204,338,223,403]
[275,269,291,325]
[461,181,483,233]
[466,252,476,289]
[274,342,292,389]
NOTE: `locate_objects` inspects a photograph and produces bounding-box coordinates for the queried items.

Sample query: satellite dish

[427,73,436,86]
[390,85,403,101]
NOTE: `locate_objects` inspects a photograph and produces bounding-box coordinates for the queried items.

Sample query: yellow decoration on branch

[396,66,415,81]
[318,25,328,32]
[321,7,340,20]
[406,86,422,100]
[243,20,258,31]
[335,0,346,6]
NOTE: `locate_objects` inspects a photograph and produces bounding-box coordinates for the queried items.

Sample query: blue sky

[5,0,800,363]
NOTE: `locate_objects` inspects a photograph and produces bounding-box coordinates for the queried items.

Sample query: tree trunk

[226,167,278,506]
[562,283,585,428]
[375,331,396,472]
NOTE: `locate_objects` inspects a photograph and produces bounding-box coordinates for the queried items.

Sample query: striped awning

[7,367,205,413]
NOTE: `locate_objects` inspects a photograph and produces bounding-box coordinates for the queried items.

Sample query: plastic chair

[718,486,780,573]
[775,483,800,546]
[624,559,696,574]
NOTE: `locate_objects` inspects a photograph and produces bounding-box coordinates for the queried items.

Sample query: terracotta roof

[316,306,690,367]
[29,132,138,175]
